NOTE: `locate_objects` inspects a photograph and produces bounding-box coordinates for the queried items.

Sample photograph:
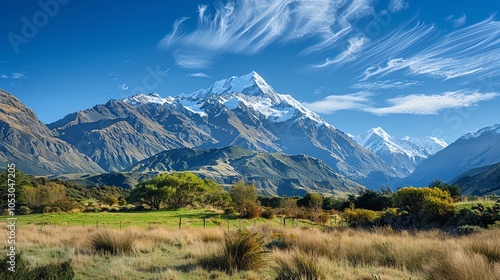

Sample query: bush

[89,230,136,255]
[274,250,326,280]
[343,208,380,227]
[224,207,236,216]
[261,207,276,219]
[457,225,484,235]
[243,201,261,219]
[18,206,31,215]
[0,254,74,280]
[199,230,268,272]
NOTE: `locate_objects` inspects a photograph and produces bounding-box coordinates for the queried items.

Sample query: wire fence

[3,215,347,231]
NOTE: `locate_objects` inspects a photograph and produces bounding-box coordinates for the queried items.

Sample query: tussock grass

[199,230,269,273]
[89,229,136,255]
[466,230,500,262]
[425,250,500,280]
[2,221,500,279]
[274,249,326,280]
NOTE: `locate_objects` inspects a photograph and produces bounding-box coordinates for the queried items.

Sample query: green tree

[297,192,323,210]
[129,183,169,209]
[229,181,258,214]
[103,195,118,206]
[428,179,462,199]
[355,189,392,211]
[130,172,230,209]
[393,187,455,226]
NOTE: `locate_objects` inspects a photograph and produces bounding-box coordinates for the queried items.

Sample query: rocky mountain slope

[0,90,104,175]
[125,146,365,196]
[452,163,500,195]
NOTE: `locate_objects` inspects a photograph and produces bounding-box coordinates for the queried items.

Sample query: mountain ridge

[125,145,365,196]
[0,90,104,175]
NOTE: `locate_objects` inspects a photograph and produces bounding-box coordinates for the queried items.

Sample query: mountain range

[47,71,402,188]
[404,124,500,188]
[1,72,499,195]
[352,127,448,176]
[125,145,364,196]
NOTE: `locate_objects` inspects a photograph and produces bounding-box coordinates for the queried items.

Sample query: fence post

[120,221,122,230]
[96,220,98,229]
[203,217,206,229]
[283,217,286,227]
[227,218,230,231]
[179,217,182,229]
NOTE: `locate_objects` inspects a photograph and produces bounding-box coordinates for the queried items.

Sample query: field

[2,210,500,279]
[9,209,324,230]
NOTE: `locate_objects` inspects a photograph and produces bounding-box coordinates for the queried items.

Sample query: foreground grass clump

[274,249,326,280]
[425,250,500,280]
[89,229,137,255]
[199,229,269,273]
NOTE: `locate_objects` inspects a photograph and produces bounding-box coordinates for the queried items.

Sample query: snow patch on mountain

[122,92,174,106]
[179,99,207,117]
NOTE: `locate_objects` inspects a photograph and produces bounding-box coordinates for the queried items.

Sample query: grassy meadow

[1,209,500,279]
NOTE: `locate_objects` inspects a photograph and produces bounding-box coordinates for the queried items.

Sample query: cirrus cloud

[364,91,499,115]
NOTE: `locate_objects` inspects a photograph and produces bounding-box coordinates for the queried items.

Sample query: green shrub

[18,206,31,215]
[224,207,236,215]
[261,207,276,219]
[343,208,380,227]
[89,230,136,255]
[457,225,484,235]
[199,230,268,272]
[0,254,74,280]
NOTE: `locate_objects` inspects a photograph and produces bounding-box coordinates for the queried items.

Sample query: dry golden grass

[1,223,499,279]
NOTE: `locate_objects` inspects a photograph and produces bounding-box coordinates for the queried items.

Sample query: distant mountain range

[47,71,401,188]
[352,127,447,176]
[1,72,498,195]
[404,124,500,188]
[125,146,364,196]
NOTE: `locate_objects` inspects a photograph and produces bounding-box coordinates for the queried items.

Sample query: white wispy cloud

[160,0,374,68]
[388,0,409,13]
[303,92,372,113]
[447,14,467,28]
[313,36,368,67]
[352,80,423,90]
[1,74,8,79]
[187,72,210,78]
[118,84,129,91]
[364,91,499,115]
[12,73,26,79]
[361,17,500,81]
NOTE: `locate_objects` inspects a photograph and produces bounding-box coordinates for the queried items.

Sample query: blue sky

[1,0,499,143]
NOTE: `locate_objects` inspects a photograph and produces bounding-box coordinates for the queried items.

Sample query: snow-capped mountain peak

[122,92,174,106]
[353,127,448,175]
[460,123,500,140]
[188,71,326,125]
[191,71,277,100]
